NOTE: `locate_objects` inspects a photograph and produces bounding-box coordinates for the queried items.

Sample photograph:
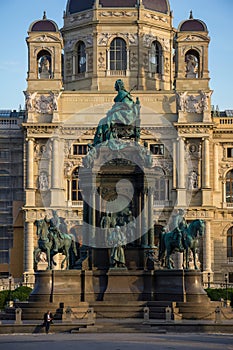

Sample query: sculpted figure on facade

[38,171,49,191]
[107,226,127,268]
[176,91,187,112]
[24,91,37,112]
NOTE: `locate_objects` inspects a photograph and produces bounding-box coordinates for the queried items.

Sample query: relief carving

[176,91,210,114]
[143,34,169,51]
[144,13,168,23]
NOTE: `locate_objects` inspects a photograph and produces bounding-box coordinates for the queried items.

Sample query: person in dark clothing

[43,311,53,334]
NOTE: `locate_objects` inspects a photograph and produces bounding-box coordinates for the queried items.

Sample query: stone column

[178,137,185,189]
[173,141,177,188]
[52,138,59,189]
[203,220,212,272]
[222,180,226,208]
[24,221,34,273]
[213,143,219,191]
[202,138,210,188]
[148,187,154,247]
[176,137,186,206]
[141,189,148,247]
[26,138,34,189]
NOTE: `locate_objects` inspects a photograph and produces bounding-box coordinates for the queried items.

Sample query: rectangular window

[0,150,9,159]
[73,144,88,155]
[227,148,233,158]
[150,144,164,156]
[229,272,233,283]
[0,251,9,264]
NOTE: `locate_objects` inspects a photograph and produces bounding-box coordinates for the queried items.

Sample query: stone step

[90,301,146,319]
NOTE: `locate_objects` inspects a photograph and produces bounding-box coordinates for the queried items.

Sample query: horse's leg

[193,248,198,269]
[33,247,40,271]
[166,247,172,269]
[185,247,188,269]
[46,247,51,270]
[60,244,69,270]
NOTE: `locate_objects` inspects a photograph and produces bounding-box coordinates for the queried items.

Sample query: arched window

[227,227,233,257]
[154,167,167,202]
[77,41,86,74]
[150,41,163,74]
[226,169,233,204]
[37,50,51,79]
[110,38,127,71]
[71,167,82,201]
[185,49,199,78]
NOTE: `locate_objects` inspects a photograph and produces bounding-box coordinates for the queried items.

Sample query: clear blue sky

[0,0,232,110]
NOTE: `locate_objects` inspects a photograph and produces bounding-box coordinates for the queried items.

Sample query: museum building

[0,0,233,287]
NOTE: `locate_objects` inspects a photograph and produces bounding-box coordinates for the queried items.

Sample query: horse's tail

[158,231,165,261]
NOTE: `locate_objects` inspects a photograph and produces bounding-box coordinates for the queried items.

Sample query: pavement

[0,332,233,350]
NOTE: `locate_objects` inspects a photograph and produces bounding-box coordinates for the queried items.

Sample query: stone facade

[1,2,233,287]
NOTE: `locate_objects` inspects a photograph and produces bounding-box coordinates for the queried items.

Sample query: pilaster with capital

[177,137,185,188]
[24,221,34,273]
[172,141,177,189]
[26,138,34,189]
[52,137,60,189]
[203,221,212,272]
[202,138,210,188]
[213,143,219,191]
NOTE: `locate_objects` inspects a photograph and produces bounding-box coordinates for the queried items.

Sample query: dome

[66,0,170,15]
[178,11,207,32]
[29,12,59,32]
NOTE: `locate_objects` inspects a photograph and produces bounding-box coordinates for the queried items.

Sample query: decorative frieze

[144,13,168,23]
[143,34,169,51]
[98,33,138,46]
[99,11,137,18]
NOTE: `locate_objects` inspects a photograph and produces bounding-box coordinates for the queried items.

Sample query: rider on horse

[45,210,64,252]
[170,209,187,251]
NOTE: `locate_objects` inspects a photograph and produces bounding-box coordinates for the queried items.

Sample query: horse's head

[189,219,205,238]
[34,219,48,240]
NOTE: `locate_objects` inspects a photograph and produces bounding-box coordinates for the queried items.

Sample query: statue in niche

[92,79,140,147]
[39,55,51,79]
[38,172,49,191]
[188,170,198,190]
[185,54,198,78]
[107,226,127,268]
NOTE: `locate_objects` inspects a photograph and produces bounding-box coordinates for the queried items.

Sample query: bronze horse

[159,219,205,270]
[33,218,77,270]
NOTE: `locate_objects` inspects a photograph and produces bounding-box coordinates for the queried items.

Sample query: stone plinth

[104,268,137,301]
[154,269,210,303]
[154,270,186,302]
[29,270,82,304]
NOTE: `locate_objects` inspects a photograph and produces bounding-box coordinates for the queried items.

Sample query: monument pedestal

[29,270,82,304]
[104,268,133,301]
[154,270,186,302]
[154,269,208,303]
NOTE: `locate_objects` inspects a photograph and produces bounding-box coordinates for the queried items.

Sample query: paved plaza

[0,333,233,350]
